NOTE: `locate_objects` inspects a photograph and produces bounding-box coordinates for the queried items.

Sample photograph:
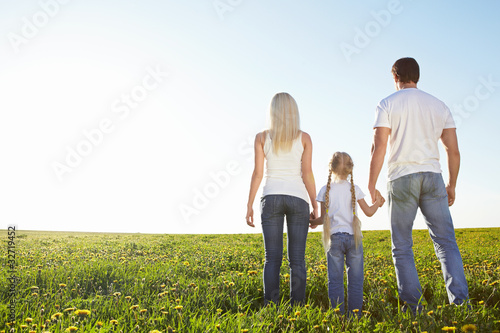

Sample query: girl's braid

[322,167,333,252]
[350,170,362,249]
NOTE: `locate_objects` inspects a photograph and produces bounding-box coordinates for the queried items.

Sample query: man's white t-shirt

[316,180,365,235]
[373,88,456,181]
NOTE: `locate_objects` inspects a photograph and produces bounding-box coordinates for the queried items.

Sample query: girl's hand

[246,207,255,227]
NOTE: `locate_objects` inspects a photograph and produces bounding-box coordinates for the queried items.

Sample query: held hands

[370,189,386,208]
[309,212,318,229]
[309,211,323,229]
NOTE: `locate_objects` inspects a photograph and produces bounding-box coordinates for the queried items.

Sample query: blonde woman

[246,92,318,306]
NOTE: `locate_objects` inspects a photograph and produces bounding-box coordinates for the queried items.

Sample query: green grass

[1,228,499,332]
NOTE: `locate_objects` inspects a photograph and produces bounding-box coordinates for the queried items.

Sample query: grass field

[1,228,499,332]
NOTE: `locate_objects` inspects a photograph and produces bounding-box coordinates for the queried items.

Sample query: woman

[246,92,317,306]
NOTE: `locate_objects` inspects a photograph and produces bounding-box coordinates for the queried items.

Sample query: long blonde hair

[269,92,301,153]
[322,152,362,252]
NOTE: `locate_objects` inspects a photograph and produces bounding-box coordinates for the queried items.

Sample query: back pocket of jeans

[388,176,411,202]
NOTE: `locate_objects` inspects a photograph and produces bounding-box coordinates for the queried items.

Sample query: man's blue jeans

[261,195,309,306]
[327,232,364,316]
[388,172,469,311]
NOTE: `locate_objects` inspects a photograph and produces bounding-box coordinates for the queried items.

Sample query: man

[368,57,469,312]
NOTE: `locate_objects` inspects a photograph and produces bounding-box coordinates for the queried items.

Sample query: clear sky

[1,1,499,234]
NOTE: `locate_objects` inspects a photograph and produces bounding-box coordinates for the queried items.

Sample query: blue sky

[1,1,499,234]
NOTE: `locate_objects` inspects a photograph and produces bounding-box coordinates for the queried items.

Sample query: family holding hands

[245,58,469,317]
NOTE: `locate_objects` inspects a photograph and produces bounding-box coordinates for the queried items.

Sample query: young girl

[310,152,384,316]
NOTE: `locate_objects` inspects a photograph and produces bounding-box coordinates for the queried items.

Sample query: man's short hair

[392,57,420,84]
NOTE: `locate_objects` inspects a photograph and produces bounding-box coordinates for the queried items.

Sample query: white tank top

[262,131,309,203]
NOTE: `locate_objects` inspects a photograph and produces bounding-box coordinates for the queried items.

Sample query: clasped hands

[370,189,386,208]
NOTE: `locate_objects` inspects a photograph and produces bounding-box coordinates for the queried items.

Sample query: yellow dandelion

[63,307,75,313]
[26,318,33,323]
[174,305,183,310]
[51,312,63,320]
[228,282,235,287]
[21,325,28,329]
[462,324,478,332]
[149,330,162,333]
[65,327,78,332]
[427,310,434,316]
[74,309,90,317]
[140,309,147,314]
[314,325,320,329]
[130,305,139,310]
[295,311,301,317]
[96,322,103,328]
[241,330,249,333]
[216,324,221,329]
[352,309,359,313]
[183,261,190,266]
[59,283,67,288]
[110,319,118,325]
[489,280,499,286]
[478,300,484,305]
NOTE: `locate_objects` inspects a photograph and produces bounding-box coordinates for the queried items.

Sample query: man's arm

[440,128,460,206]
[368,127,390,203]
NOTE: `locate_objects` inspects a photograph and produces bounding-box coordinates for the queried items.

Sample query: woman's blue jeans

[260,195,309,306]
[388,172,469,311]
[327,233,364,316]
